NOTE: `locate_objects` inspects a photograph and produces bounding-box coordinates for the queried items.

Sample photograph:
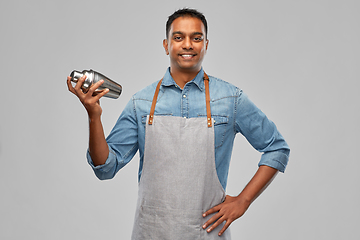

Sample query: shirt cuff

[258,150,289,173]
[87,148,117,173]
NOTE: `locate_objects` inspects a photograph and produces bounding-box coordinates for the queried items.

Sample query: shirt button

[183,95,186,98]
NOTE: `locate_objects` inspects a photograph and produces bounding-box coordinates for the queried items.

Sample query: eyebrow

[172,31,204,36]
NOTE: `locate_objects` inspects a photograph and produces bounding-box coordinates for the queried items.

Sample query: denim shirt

[87,68,290,190]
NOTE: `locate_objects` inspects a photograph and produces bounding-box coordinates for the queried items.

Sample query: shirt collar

[161,67,205,91]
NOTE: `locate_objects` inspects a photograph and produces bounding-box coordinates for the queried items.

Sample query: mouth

[179,53,197,59]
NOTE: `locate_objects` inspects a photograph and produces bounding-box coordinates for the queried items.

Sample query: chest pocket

[212,115,229,149]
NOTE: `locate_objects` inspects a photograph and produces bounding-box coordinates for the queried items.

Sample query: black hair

[166,8,208,39]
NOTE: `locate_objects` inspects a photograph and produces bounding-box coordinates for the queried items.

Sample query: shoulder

[131,80,161,101]
[208,75,243,98]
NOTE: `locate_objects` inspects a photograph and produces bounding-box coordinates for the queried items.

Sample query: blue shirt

[87,68,290,190]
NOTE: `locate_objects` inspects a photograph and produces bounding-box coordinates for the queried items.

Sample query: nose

[182,37,193,49]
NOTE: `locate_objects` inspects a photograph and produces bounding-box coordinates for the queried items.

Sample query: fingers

[202,204,222,233]
[67,76,76,94]
[218,220,231,236]
[203,212,222,231]
[86,79,109,100]
[203,212,232,236]
[93,88,110,102]
[203,204,220,217]
[66,75,107,118]
[67,74,87,97]
[67,75,109,100]
[87,79,104,95]
[73,75,87,94]
[209,217,226,235]
[202,196,241,236]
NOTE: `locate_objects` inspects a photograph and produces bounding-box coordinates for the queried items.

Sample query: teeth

[182,55,192,57]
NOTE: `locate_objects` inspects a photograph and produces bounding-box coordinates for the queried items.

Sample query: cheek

[198,46,207,55]
[196,43,207,53]
[169,46,180,57]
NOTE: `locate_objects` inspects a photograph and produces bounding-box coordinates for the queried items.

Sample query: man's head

[166,8,208,40]
[163,8,209,74]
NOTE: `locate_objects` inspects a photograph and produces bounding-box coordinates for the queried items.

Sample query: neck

[170,68,201,89]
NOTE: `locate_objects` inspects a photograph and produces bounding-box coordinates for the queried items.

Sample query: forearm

[88,116,109,166]
[67,75,110,166]
[203,165,279,235]
[236,165,278,206]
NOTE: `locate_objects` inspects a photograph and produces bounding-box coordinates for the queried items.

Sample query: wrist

[235,194,252,207]
[88,115,102,123]
[84,105,102,121]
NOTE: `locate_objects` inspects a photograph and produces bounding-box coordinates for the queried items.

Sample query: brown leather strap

[203,73,212,127]
[148,79,163,125]
[148,73,212,127]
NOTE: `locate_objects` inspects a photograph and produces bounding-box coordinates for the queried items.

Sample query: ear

[205,39,209,51]
[163,39,169,55]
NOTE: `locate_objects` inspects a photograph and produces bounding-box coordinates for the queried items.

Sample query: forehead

[169,16,205,35]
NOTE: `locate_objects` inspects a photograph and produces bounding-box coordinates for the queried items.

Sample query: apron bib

[131,73,231,239]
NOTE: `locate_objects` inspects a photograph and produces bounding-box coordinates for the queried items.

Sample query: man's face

[163,16,208,73]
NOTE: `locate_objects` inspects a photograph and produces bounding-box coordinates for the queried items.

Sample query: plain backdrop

[1,0,359,239]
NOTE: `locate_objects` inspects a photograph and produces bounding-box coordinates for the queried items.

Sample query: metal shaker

[70,69,122,99]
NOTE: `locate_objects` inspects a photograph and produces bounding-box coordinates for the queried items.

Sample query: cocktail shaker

[70,69,122,99]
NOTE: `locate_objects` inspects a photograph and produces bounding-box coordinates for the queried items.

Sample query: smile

[179,54,196,59]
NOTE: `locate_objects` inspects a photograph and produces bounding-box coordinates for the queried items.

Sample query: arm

[203,90,290,236]
[67,75,109,166]
[202,165,278,236]
[88,115,109,166]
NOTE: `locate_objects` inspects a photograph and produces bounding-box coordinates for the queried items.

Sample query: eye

[173,36,182,41]
[193,36,204,41]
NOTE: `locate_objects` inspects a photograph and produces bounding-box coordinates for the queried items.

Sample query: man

[67,8,290,239]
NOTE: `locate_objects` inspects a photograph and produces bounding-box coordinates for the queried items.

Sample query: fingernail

[203,213,206,217]
[207,228,211,233]
[202,224,206,229]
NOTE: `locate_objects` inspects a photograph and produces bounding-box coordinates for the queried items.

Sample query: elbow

[94,169,116,180]
[259,148,290,173]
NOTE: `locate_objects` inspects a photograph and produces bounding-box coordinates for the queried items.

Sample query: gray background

[1,0,359,239]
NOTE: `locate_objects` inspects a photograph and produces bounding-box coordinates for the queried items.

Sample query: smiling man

[163,15,208,87]
[67,8,290,239]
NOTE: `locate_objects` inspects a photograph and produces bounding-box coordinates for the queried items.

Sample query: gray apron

[131,73,231,239]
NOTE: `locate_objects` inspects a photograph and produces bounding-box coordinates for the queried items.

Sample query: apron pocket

[134,205,202,240]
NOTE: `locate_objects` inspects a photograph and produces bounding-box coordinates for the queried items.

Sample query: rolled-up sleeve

[235,89,290,172]
[87,148,118,179]
[86,97,139,180]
